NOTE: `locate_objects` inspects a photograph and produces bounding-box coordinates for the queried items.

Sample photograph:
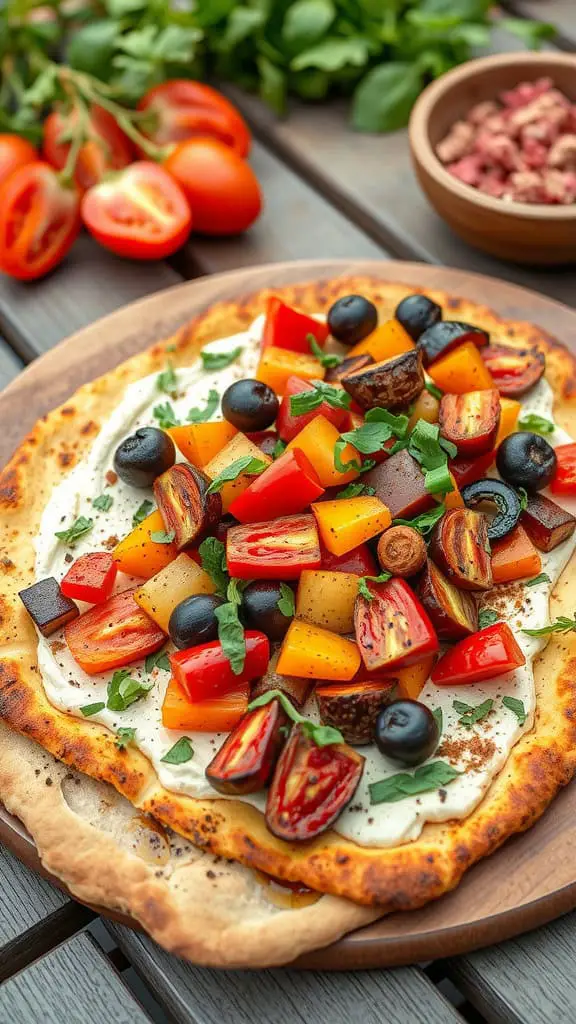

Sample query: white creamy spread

[35,318,576,848]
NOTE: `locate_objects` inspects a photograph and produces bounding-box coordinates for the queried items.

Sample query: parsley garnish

[132,499,154,527]
[187,388,220,423]
[206,455,268,494]
[518,486,528,511]
[337,482,375,499]
[369,761,461,805]
[478,607,499,629]
[106,670,152,712]
[92,494,113,513]
[307,333,342,369]
[502,695,527,726]
[201,346,243,371]
[432,707,443,735]
[150,529,175,544]
[522,614,576,638]
[215,587,247,675]
[518,413,555,435]
[79,702,105,717]
[145,648,171,673]
[394,503,445,536]
[526,573,551,588]
[55,516,93,546]
[115,727,136,750]
[339,422,399,455]
[198,536,228,597]
[290,380,351,417]
[277,583,295,617]
[357,572,391,601]
[248,690,344,747]
[407,419,456,495]
[153,401,179,429]
[161,736,194,764]
[453,698,493,729]
[425,380,443,401]
[333,438,363,474]
[157,362,177,395]
[272,439,286,460]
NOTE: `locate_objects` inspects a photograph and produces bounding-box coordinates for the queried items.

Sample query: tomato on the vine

[138,80,250,157]
[81,160,192,259]
[0,162,81,281]
[43,105,133,191]
[0,135,37,189]
[163,137,262,236]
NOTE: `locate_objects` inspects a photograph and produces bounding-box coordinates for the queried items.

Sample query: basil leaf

[337,482,375,499]
[478,608,499,629]
[518,412,555,435]
[215,601,246,675]
[394,503,445,536]
[526,573,551,588]
[453,698,493,729]
[206,456,268,494]
[369,760,461,805]
[432,707,443,735]
[150,530,175,544]
[227,577,249,606]
[248,689,344,746]
[277,583,295,617]
[334,438,362,474]
[55,516,93,546]
[290,381,350,417]
[80,702,105,717]
[187,388,220,423]
[145,648,170,673]
[161,736,194,764]
[357,572,391,601]
[283,0,334,50]
[307,333,342,369]
[502,695,527,726]
[92,494,113,512]
[523,614,576,637]
[106,670,152,712]
[132,499,154,527]
[198,536,228,597]
[273,439,287,460]
[352,61,423,133]
[425,380,443,401]
[153,401,179,429]
[201,346,243,371]
[518,486,528,511]
[115,726,136,750]
[157,362,177,395]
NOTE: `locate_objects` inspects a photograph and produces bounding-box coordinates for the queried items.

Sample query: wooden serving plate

[3,259,576,970]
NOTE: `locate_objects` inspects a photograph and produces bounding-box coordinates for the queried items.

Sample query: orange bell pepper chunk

[113,510,178,580]
[428,342,494,394]
[393,655,436,700]
[312,496,391,556]
[277,620,361,681]
[161,677,249,732]
[349,319,415,361]
[256,346,323,395]
[287,414,360,487]
[204,432,272,512]
[495,397,521,447]
[442,472,465,510]
[168,421,237,467]
[491,524,542,584]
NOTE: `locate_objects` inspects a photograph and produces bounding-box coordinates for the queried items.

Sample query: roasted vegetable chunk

[439,389,500,456]
[416,559,477,639]
[520,492,576,552]
[354,577,438,672]
[429,508,492,591]
[19,577,78,636]
[316,680,395,745]
[154,463,221,550]
[206,698,288,795]
[341,348,424,411]
[362,449,434,520]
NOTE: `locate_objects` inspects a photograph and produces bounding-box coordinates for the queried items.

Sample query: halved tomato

[64,589,164,675]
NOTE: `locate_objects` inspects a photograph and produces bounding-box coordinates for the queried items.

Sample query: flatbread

[1,275,576,933]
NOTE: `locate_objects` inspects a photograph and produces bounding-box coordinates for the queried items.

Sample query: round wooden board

[3,258,576,971]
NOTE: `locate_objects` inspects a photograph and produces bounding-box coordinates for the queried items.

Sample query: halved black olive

[496,432,557,493]
[418,321,489,366]
[395,294,441,342]
[461,478,521,541]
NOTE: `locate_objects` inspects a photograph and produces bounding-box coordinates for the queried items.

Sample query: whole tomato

[0,135,37,189]
[138,80,250,157]
[163,137,262,236]
[0,162,81,281]
[81,161,192,260]
[43,105,133,191]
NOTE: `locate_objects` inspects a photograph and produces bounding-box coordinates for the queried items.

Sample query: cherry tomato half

[163,137,262,236]
[65,588,165,675]
[550,442,576,496]
[138,80,250,157]
[0,134,37,189]
[43,106,133,191]
[81,161,192,260]
[0,162,81,281]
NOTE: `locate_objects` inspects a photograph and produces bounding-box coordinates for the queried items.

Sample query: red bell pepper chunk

[276,375,348,442]
[227,513,321,580]
[170,631,269,702]
[355,577,439,672]
[431,622,525,686]
[450,448,496,489]
[320,541,378,577]
[61,551,117,604]
[65,589,165,675]
[261,297,329,354]
[550,443,576,496]
[228,448,324,523]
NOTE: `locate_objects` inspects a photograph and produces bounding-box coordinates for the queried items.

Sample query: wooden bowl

[409,52,576,265]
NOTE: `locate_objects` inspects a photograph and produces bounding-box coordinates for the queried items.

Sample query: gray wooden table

[2,4,576,1020]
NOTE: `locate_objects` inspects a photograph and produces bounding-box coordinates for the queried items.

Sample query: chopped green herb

[55,516,93,547]
[248,689,344,747]
[227,577,249,606]
[115,727,136,750]
[358,572,392,601]
[502,695,527,726]
[215,600,246,675]
[340,421,399,455]
[425,380,443,401]
[153,401,180,429]
[201,346,243,371]
[132,499,154,527]
[333,438,362,475]
[290,380,351,417]
[407,419,455,495]
[518,413,555,435]
[478,608,499,629]
[394,503,445,536]
[92,494,113,513]
[206,455,268,494]
[277,583,295,617]
[359,458,377,474]
[161,736,194,764]
[307,333,342,369]
[157,362,178,395]
[272,439,286,460]
[79,702,105,717]
[187,388,220,423]
[369,761,461,805]
[453,698,493,729]
[526,573,551,588]
[150,529,176,544]
[336,482,375,499]
[364,408,410,437]
[518,486,528,511]
[423,462,453,496]
[106,670,152,712]
[198,536,228,597]
[432,707,443,735]
[145,648,171,673]
[522,614,576,638]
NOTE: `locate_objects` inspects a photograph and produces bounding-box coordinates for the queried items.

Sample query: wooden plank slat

[0,932,152,1024]
[447,910,576,1024]
[0,339,24,390]
[107,925,464,1024]
[502,0,576,50]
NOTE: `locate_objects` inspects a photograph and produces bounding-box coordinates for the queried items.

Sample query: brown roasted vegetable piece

[416,560,478,639]
[316,680,395,745]
[265,724,365,841]
[324,353,374,383]
[250,649,312,708]
[362,448,435,520]
[521,492,576,552]
[153,462,221,550]
[18,577,79,636]
[429,508,492,591]
[341,348,424,411]
[377,525,427,577]
[439,389,501,456]
[206,698,289,795]
[481,343,545,397]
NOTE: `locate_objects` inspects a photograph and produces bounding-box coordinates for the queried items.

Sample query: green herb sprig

[248,689,344,747]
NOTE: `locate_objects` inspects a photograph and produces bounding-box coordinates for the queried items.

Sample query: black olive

[113,427,175,488]
[222,379,279,432]
[168,594,225,650]
[461,477,521,541]
[394,294,442,342]
[327,295,378,346]
[496,432,557,493]
[374,700,439,767]
[417,321,489,366]
[242,581,294,641]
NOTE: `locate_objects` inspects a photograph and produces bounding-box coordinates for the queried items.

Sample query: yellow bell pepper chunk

[256,346,323,395]
[287,414,359,487]
[427,342,494,394]
[277,619,361,681]
[311,496,391,556]
[495,397,521,447]
[113,510,178,580]
[349,319,415,361]
[205,432,272,512]
[168,421,237,467]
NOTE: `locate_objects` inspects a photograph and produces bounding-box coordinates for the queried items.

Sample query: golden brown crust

[2,275,576,915]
